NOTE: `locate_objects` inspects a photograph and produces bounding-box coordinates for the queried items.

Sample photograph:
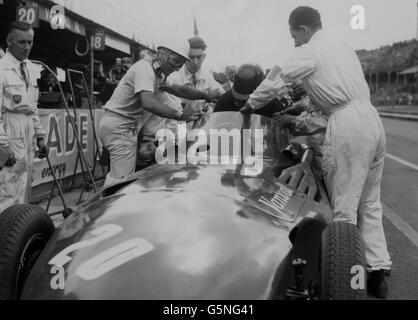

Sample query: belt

[1,105,35,115]
[321,98,369,116]
[103,108,137,121]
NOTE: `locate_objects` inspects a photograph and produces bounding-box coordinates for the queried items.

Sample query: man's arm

[294,110,327,136]
[0,76,16,164]
[274,96,327,137]
[159,83,220,102]
[245,48,315,111]
[30,85,49,158]
[245,75,289,111]
[32,101,46,139]
[273,110,327,137]
[137,91,201,121]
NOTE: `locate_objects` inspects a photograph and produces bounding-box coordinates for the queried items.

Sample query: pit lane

[37,115,418,300]
[380,116,418,300]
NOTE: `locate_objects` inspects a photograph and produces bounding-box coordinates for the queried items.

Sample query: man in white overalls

[0,21,48,214]
[242,6,391,298]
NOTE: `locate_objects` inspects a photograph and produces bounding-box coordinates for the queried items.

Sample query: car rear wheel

[320,221,367,300]
[0,205,55,300]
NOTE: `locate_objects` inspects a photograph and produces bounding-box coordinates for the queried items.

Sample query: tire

[0,204,55,300]
[320,221,367,300]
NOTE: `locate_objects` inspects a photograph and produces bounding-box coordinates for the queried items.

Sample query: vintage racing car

[0,112,366,300]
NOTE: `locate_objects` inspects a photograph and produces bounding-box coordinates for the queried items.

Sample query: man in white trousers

[242,6,391,298]
[0,21,49,214]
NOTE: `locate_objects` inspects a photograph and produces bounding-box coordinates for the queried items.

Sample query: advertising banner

[32,109,104,187]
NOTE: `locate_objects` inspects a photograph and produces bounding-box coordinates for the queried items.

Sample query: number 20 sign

[16,5,39,28]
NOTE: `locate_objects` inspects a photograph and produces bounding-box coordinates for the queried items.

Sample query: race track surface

[380,117,418,300]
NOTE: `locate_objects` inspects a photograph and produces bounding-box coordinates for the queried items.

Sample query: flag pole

[193,14,199,36]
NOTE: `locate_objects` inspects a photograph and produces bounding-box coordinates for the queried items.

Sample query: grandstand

[358,39,418,107]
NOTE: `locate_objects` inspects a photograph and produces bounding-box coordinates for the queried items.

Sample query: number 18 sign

[93,32,106,51]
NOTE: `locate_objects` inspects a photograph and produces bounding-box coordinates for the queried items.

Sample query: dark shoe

[367,270,388,299]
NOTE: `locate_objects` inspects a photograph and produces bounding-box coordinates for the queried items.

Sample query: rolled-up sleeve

[166,72,181,86]
[247,68,288,110]
[134,62,156,94]
[280,46,316,83]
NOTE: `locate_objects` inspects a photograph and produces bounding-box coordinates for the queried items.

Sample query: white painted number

[76,238,154,280]
[48,224,154,282]
[49,224,122,266]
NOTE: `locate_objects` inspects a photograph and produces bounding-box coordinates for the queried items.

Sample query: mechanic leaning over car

[98,37,208,188]
[241,6,391,298]
[0,21,49,214]
[136,36,224,167]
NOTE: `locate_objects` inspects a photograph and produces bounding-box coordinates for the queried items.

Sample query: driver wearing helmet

[214,63,286,117]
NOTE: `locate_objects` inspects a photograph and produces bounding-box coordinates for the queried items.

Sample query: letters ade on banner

[32,109,104,187]
[16,4,39,28]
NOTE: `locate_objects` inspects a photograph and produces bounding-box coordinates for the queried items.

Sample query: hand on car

[180,108,204,122]
[273,113,297,128]
[0,143,15,168]
[278,99,307,116]
[239,103,254,114]
[37,137,49,159]
[290,82,306,102]
[5,149,16,167]
[139,141,157,164]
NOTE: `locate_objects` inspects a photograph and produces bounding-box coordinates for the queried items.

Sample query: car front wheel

[0,205,55,300]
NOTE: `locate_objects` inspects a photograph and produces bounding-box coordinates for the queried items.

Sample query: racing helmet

[232,63,264,100]
[157,36,191,61]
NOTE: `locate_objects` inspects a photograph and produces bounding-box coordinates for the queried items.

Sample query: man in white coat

[242,6,391,298]
[0,21,49,214]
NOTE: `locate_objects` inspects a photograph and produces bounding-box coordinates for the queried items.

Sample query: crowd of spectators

[370,84,418,106]
[357,38,418,107]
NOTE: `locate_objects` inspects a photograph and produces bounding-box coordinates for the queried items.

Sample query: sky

[101,0,418,71]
